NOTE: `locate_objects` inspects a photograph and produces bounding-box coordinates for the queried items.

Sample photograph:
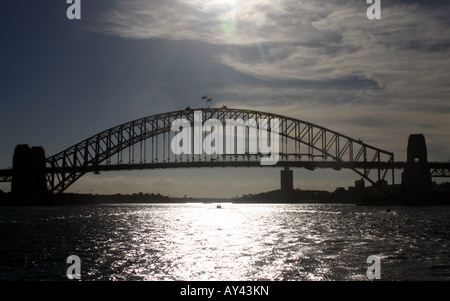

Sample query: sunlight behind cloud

[95,0,305,45]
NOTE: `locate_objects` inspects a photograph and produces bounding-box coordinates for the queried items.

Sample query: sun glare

[189,0,240,38]
[191,0,239,11]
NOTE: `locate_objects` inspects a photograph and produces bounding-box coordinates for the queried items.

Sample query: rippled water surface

[1,203,450,280]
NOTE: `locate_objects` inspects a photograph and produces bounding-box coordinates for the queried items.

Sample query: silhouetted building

[281,167,293,192]
[401,134,432,200]
[334,187,346,194]
[372,179,389,196]
[355,178,365,191]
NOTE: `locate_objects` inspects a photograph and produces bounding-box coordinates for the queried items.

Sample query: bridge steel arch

[46,107,395,194]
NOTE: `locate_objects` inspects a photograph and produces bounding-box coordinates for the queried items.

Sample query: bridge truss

[429,163,450,178]
[44,107,395,195]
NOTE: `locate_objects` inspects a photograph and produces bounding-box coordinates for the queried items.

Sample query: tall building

[281,167,293,192]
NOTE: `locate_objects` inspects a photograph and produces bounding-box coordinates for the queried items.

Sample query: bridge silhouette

[1,107,449,202]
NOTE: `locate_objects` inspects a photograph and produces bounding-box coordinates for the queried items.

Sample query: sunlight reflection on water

[1,203,450,280]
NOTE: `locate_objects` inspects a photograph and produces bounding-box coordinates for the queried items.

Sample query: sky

[1,0,449,197]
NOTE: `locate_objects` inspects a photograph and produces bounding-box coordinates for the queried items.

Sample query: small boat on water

[216,204,222,209]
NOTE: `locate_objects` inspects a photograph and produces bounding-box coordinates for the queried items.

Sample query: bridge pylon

[401,134,432,200]
[11,145,48,203]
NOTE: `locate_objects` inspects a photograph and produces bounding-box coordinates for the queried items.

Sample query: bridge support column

[281,167,293,192]
[401,134,432,200]
[11,145,48,204]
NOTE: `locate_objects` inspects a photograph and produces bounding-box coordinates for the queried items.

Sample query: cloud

[89,0,450,166]
[93,1,450,100]
[219,3,450,101]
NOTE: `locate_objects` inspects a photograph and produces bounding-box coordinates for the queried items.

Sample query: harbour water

[1,203,449,281]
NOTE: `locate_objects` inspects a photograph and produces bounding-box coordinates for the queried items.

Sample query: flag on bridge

[206,97,212,108]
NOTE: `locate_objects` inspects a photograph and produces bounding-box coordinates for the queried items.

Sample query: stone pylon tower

[11,145,48,203]
[401,134,432,200]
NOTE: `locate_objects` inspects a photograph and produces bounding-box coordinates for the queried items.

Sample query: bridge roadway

[1,161,449,182]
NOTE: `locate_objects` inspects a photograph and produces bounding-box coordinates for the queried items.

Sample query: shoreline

[2,182,450,207]
[0,192,449,207]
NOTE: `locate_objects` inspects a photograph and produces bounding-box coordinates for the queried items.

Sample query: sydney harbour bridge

[0,107,449,202]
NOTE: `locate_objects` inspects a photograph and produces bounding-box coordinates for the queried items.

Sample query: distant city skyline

[1,0,449,197]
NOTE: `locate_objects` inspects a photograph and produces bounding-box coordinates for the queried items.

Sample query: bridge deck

[1,162,449,183]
